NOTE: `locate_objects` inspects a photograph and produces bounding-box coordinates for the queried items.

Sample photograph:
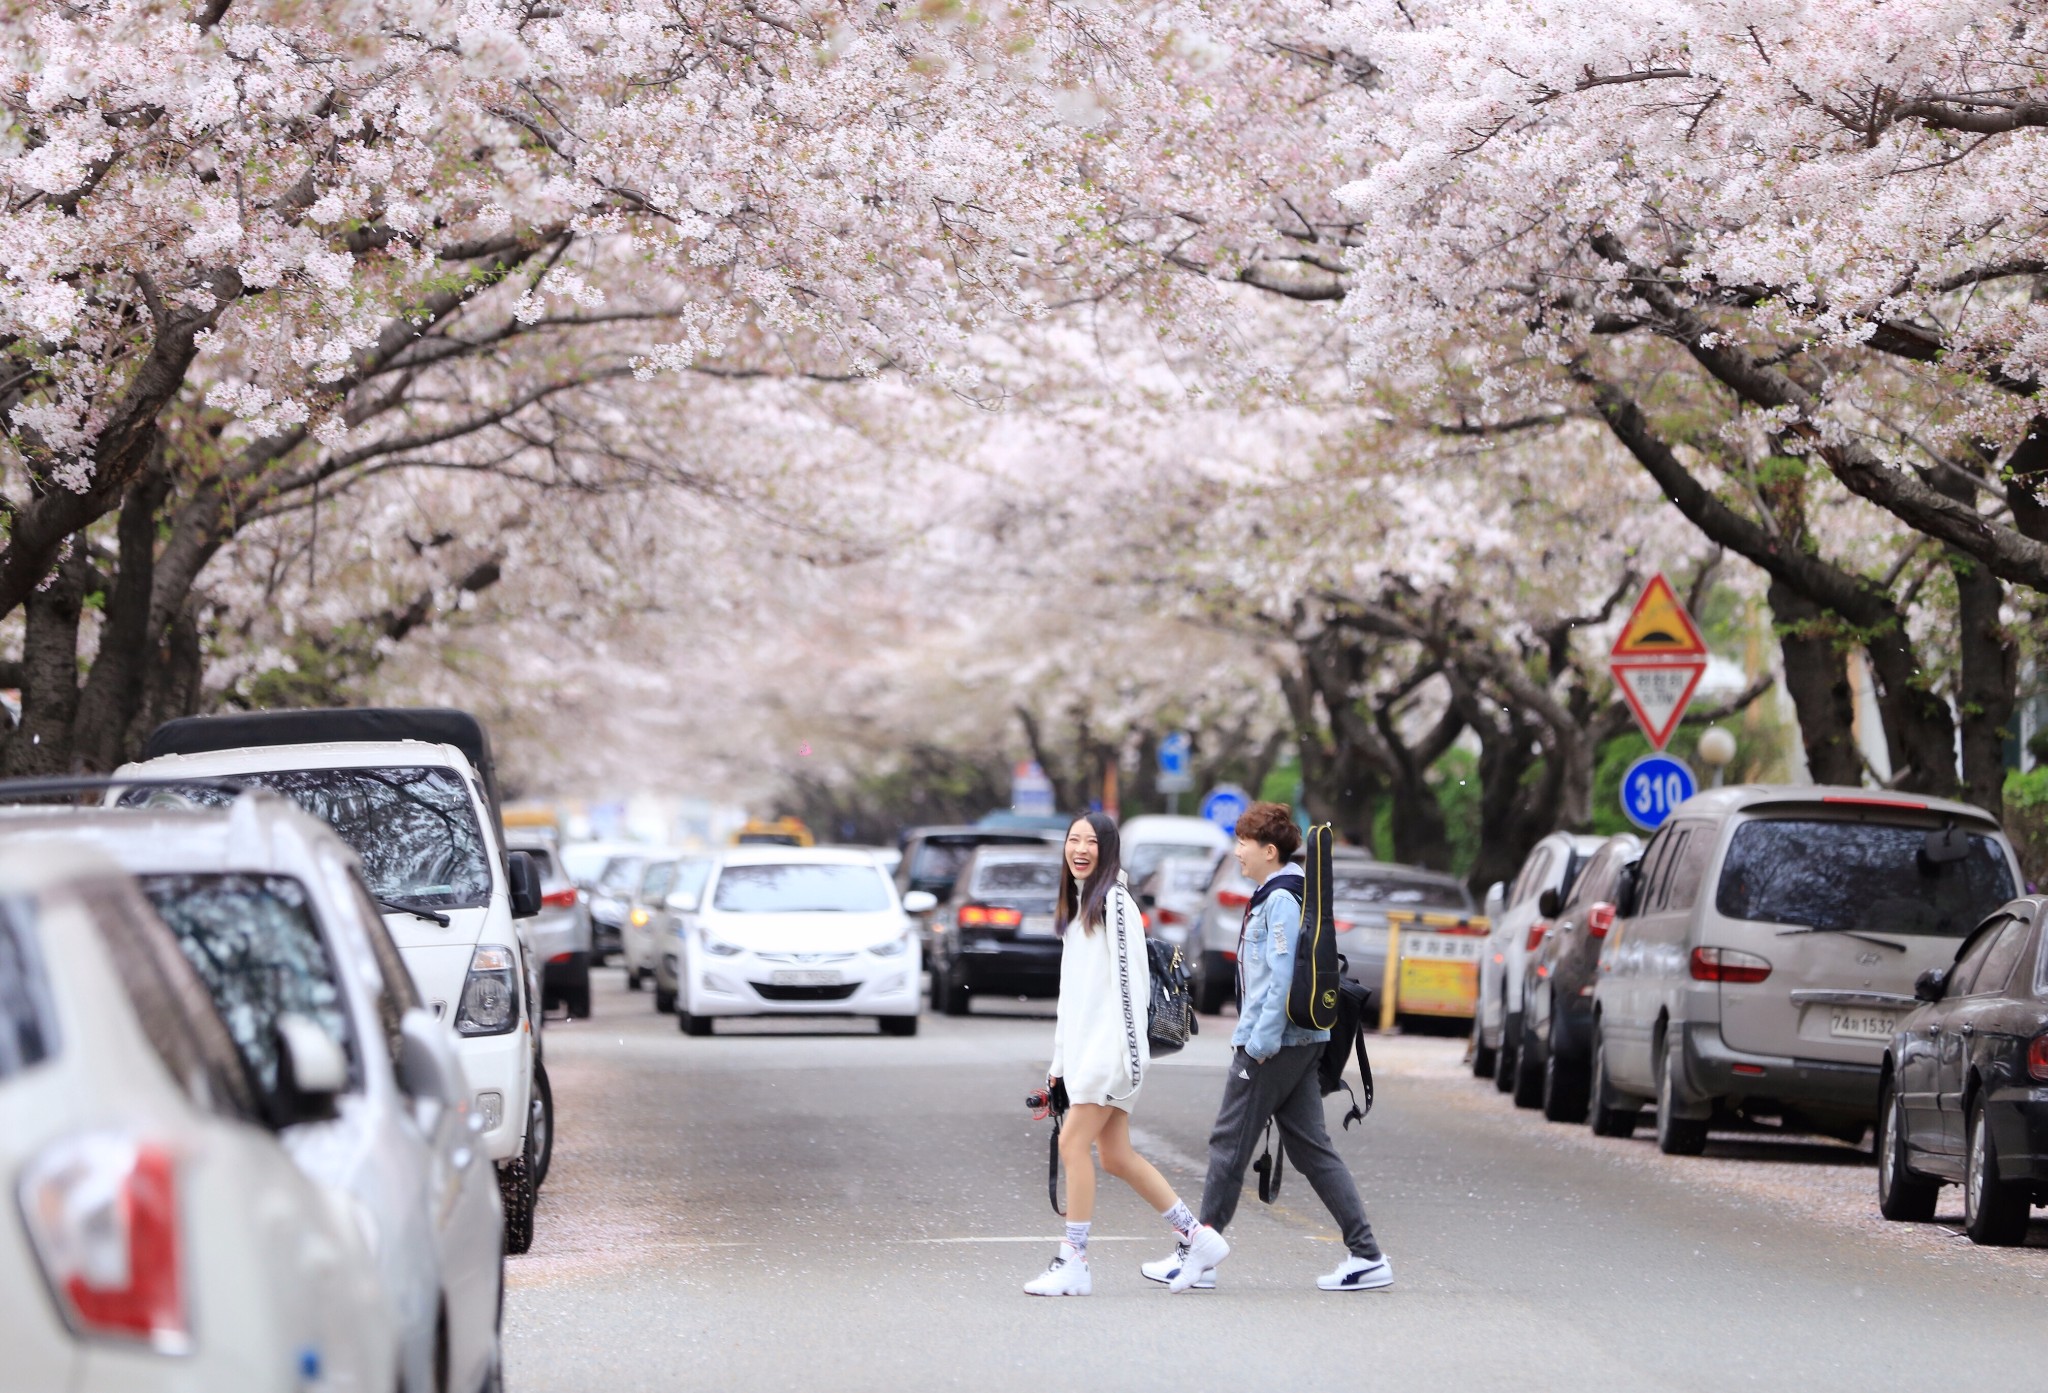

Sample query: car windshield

[971,858,1061,905]
[126,767,492,910]
[713,863,894,913]
[1334,871,1472,913]
[596,856,648,897]
[908,841,977,891]
[138,873,355,1096]
[1717,819,2014,937]
[667,860,714,909]
[0,896,58,1080]
[1126,842,1218,886]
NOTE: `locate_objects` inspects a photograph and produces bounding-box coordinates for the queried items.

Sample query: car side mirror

[664,890,699,913]
[1538,887,1562,919]
[395,1007,462,1112]
[1913,967,1946,1003]
[1138,892,1157,911]
[902,890,938,915]
[1483,881,1506,918]
[507,850,543,919]
[274,1013,346,1126]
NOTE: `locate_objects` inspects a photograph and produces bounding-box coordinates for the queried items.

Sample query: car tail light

[548,951,573,965]
[1441,923,1487,936]
[1217,890,1250,911]
[2029,1033,2048,1083]
[1157,908,1185,926]
[19,1133,187,1352]
[1690,947,1772,983]
[542,887,578,910]
[455,945,520,1036]
[958,904,1023,929]
[1334,918,1355,934]
[1525,922,1548,953]
[1586,903,1616,938]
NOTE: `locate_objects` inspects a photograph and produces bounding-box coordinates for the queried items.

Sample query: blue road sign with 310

[1620,753,1696,832]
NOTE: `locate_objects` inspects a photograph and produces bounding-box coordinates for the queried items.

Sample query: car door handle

[1959,1024,1973,1037]
[1926,1024,1941,1035]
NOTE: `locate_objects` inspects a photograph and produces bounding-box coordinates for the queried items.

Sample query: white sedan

[671,848,927,1036]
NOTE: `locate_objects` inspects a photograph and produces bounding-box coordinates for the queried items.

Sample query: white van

[118,708,551,1253]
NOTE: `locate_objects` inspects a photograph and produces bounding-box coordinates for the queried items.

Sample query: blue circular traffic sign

[1199,784,1250,833]
[1620,753,1696,832]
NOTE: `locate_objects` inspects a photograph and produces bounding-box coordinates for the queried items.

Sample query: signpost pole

[1379,921,1401,1035]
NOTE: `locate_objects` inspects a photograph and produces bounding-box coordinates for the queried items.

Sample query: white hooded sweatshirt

[1047,876,1151,1110]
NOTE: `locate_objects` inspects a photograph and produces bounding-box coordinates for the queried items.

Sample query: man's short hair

[1236,802,1302,860]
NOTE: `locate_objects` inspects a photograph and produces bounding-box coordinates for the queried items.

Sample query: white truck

[119,707,552,1254]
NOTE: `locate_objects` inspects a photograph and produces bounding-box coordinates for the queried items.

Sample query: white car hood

[698,909,907,953]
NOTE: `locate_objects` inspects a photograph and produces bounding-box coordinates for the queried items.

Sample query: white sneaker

[1168,1225,1229,1293]
[1140,1242,1216,1290]
[1317,1253,1393,1291]
[1023,1247,1092,1297]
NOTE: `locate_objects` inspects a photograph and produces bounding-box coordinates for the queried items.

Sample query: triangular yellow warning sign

[1611,574,1706,658]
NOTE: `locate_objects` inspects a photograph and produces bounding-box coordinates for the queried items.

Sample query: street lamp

[1696,726,1737,788]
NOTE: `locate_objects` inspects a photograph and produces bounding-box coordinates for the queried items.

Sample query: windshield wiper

[1774,925,1905,952]
[379,897,451,926]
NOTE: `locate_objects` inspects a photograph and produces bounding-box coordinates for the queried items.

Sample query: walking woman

[1026,812,1207,1296]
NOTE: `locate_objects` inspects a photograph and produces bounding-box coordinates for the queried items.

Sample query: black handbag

[1144,938,1198,1056]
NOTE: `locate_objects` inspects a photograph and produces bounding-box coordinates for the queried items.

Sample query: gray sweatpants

[1198,1043,1381,1260]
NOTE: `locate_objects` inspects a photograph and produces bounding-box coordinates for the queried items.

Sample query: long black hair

[1055,811,1121,936]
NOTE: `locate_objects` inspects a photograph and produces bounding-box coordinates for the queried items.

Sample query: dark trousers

[1198,1044,1380,1260]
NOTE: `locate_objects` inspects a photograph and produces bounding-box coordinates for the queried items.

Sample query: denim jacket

[1233,867,1330,1059]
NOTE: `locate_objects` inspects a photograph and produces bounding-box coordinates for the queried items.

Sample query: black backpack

[1286,823,1342,1032]
[1318,962,1377,1128]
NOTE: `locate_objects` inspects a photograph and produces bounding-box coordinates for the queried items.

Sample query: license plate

[1401,933,1481,962]
[1020,915,1056,938]
[1828,1010,1897,1040]
[770,970,842,987]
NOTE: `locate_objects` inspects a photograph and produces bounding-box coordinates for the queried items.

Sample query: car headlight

[701,932,744,958]
[628,907,650,927]
[455,945,519,1036]
[868,936,911,957]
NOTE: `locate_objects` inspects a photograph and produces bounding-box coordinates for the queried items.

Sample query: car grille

[755,952,858,965]
[751,981,860,1002]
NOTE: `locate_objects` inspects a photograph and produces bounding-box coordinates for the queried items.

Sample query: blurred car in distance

[0,841,397,1391]
[586,849,659,969]
[509,832,594,1019]
[895,826,1058,957]
[1136,851,1222,950]
[1475,832,1606,1087]
[1512,833,1643,1123]
[930,845,1065,1014]
[733,817,813,847]
[561,840,644,962]
[650,858,718,1014]
[1119,815,1231,896]
[1879,896,2048,1245]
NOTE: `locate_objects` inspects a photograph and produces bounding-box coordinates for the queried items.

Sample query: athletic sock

[1063,1221,1091,1257]
[1163,1200,1199,1240]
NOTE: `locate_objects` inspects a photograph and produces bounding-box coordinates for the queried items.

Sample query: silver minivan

[1589,785,2021,1154]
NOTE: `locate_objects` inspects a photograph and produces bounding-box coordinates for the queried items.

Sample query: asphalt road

[506,970,2048,1391]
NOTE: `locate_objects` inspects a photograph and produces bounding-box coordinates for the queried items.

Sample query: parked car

[614,850,684,996]
[649,858,717,1014]
[118,706,553,1252]
[1511,833,1643,1122]
[0,792,505,1392]
[673,847,925,1036]
[895,826,1057,957]
[0,841,397,1391]
[1136,851,1222,950]
[1326,860,1478,1021]
[1119,814,1232,894]
[1879,896,2048,1244]
[509,832,594,1018]
[1474,832,1606,1087]
[586,849,657,967]
[929,845,1065,1014]
[1188,847,1265,1014]
[561,839,644,961]
[1589,785,2020,1156]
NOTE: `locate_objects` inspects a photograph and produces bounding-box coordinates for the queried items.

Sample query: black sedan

[1878,895,2048,1245]
[929,845,1064,1015]
[1515,833,1642,1124]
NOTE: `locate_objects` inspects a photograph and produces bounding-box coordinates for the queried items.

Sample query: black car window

[1335,871,1471,913]
[84,880,261,1123]
[1513,849,1552,908]
[1966,919,2033,998]
[1561,848,1615,916]
[972,859,1061,900]
[1717,819,2014,937]
[1946,917,2009,998]
[1634,828,1679,913]
[0,895,58,1080]
[139,874,358,1098]
[127,769,492,910]
[909,840,976,890]
[1660,824,1714,913]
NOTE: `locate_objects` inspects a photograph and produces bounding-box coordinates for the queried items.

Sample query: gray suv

[1589,785,2021,1154]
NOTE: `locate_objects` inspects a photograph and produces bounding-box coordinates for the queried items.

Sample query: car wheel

[879,1015,919,1037]
[1588,1027,1640,1138]
[528,1061,554,1190]
[937,960,971,1016]
[1194,952,1230,1015]
[1876,1074,1938,1222]
[1541,1015,1589,1124]
[497,1152,535,1255]
[678,1008,712,1037]
[566,962,593,1020]
[1494,1007,1520,1094]
[1654,1036,1709,1156]
[1469,1009,1497,1079]
[625,967,644,991]
[1511,1013,1545,1110]
[653,983,676,1015]
[1963,1094,2031,1246]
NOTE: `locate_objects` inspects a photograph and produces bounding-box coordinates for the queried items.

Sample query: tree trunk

[1950,551,2017,819]
[4,544,91,776]
[1765,579,1861,785]
[72,463,174,771]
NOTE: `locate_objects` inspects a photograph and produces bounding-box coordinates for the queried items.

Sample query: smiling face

[1064,820,1100,882]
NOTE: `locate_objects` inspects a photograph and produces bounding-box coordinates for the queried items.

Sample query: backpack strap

[1107,888,1142,1103]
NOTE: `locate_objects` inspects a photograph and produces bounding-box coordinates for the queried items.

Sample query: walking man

[1144,802,1391,1294]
